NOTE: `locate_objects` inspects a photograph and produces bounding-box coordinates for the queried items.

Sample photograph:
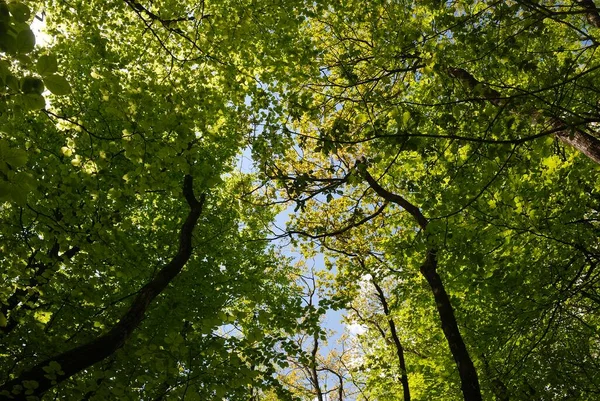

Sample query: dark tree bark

[363,169,482,401]
[419,251,481,401]
[0,175,205,400]
[372,279,411,401]
[310,332,325,401]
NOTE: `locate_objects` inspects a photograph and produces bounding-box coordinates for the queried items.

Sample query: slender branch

[360,170,482,401]
[1,245,81,335]
[447,66,600,165]
[434,145,517,221]
[371,278,411,401]
[283,203,388,240]
[123,0,211,25]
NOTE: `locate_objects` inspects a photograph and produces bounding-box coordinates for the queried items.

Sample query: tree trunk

[363,169,482,401]
[556,130,600,165]
[310,332,325,401]
[420,251,482,401]
[0,175,205,400]
[578,0,600,28]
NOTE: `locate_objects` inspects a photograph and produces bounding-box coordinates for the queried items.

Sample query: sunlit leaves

[0,1,314,399]
[253,0,600,399]
[1,0,600,399]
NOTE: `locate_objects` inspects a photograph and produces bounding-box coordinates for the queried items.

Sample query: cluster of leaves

[2,0,600,400]
[0,0,316,400]
[253,1,600,400]
[0,1,70,110]
[0,0,71,204]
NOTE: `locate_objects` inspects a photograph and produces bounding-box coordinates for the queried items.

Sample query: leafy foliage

[1,1,600,400]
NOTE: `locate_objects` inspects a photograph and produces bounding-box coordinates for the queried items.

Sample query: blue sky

[236,147,353,353]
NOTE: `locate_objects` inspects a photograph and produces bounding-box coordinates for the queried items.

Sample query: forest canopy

[1,0,600,400]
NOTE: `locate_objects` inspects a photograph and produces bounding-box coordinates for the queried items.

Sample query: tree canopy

[1,1,600,400]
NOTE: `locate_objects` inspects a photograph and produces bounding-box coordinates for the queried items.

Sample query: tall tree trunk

[420,251,482,401]
[0,175,205,400]
[363,168,482,401]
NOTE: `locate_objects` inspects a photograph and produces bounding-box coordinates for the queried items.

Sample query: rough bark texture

[363,169,482,401]
[0,175,205,400]
[372,280,411,401]
[556,129,600,165]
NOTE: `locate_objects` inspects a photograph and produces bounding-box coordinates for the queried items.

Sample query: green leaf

[21,77,44,94]
[21,93,45,110]
[0,312,6,327]
[0,32,17,54]
[37,55,58,76]
[0,140,28,168]
[8,2,30,23]
[402,110,411,126]
[5,74,19,92]
[22,381,38,391]
[0,181,12,201]
[15,54,31,66]
[43,74,71,95]
[0,60,9,80]
[16,28,35,53]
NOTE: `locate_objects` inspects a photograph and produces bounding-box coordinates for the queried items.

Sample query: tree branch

[578,0,600,28]
[361,168,428,230]
[371,277,411,401]
[0,175,205,400]
[359,171,482,401]
[447,66,600,165]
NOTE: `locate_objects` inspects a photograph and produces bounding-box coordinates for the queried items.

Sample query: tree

[252,0,600,399]
[0,1,311,399]
[2,1,600,400]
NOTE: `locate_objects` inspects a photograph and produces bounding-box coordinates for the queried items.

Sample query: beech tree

[0,1,311,400]
[253,0,600,400]
[2,1,600,400]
